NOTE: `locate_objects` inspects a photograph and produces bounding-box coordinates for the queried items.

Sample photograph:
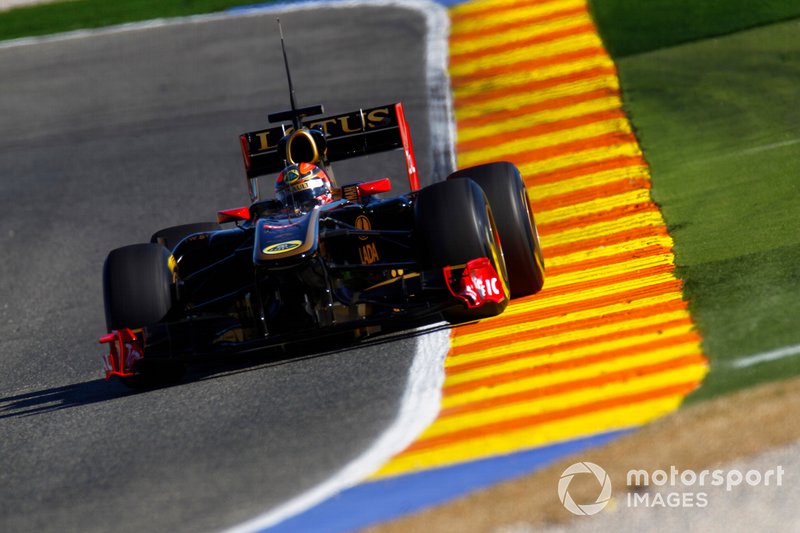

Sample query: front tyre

[103,243,174,332]
[415,178,508,323]
[103,243,183,388]
[448,162,544,298]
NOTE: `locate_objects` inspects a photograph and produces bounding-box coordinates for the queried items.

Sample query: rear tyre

[415,178,508,323]
[448,162,544,298]
[150,222,221,251]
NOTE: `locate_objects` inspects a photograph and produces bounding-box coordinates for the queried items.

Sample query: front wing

[100,257,506,378]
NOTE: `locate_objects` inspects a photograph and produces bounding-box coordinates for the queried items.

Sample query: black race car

[100,102,545,387]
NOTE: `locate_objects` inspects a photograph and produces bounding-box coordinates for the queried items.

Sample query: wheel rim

[520,186,545,271]
[485,203,510,297]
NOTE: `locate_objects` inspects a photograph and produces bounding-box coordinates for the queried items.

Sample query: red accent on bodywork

[100,328,144,379]
[444,257,507,309]
[217,206,251,224]
[394,103,420,191]
[357,178,392,196]
[239,134,251,172]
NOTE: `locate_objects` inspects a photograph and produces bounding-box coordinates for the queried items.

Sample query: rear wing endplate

[239,102,419,191]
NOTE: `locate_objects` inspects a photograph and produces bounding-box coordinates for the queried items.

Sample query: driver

[275,162,333,212]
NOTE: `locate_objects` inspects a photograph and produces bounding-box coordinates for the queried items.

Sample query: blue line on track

[226,0,471,13]
[227,1,316,12]
[263,429,632,533]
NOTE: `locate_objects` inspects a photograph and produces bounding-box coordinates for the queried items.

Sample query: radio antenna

[277,18,301,130]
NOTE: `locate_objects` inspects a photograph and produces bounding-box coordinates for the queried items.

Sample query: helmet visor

[277,177,331,211]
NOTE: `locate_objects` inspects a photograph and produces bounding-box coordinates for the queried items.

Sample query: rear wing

[239,102,419,191]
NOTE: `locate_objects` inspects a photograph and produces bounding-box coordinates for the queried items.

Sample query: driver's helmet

[275,162,333,211]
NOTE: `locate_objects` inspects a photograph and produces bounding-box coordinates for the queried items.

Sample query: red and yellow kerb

[374,0,708,478]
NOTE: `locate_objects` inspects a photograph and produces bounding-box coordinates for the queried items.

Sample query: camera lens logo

[558,462,612,516]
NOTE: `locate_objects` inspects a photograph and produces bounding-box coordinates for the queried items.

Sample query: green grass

[0,0,275,41]
[614,20,800,400]
[587,0,800,58]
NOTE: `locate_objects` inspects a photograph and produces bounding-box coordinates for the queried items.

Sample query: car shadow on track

[0,321,454,420]
[0,378,132,420]
[187,320,453,384]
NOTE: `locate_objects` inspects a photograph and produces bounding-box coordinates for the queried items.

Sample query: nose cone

[253,211,319,266]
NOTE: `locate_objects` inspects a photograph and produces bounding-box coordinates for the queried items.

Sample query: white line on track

[224,325,451,533]
[731,343,800,369]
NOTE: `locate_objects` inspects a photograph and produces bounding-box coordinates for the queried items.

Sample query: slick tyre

[448,162,544,298]
[415,178,508,323]
[150,222,221,251]
[103,243,173,332]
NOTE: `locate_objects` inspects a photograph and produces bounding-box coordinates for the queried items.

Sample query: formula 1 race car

[100,102,545,387]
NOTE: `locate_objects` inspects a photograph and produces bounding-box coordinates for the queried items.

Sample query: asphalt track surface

[0,6,439,532]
